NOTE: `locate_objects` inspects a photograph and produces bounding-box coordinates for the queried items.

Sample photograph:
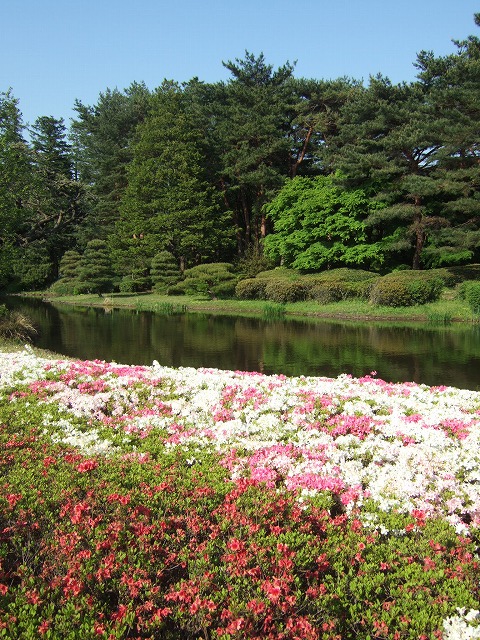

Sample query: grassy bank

[32,291,477,324]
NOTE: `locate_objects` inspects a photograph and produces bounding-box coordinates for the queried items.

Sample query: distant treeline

[1,13,479,292]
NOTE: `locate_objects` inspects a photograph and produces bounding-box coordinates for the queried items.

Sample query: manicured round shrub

[48,279,78,296]
[307,281,347,303]
[264,279,309,303]
[58,250,82,280]
[49,250,83,295]
[305,268,378,283]
[118,274,150,293]
[445,264,480,284]
[255,267,299,280]
[460,281,480,315]
[166,283,187,296]
[307,279,376,303]
[369,274,444,307]
[78,239,115,294]
[235,278,268,300]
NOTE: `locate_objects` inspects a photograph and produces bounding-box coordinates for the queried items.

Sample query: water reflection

[3,297,480,390]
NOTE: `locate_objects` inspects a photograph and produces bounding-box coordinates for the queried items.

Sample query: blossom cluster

[1,348,480,638]
[3,349,480,532]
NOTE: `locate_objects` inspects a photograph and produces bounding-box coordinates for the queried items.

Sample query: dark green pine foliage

[50,250,83,294]
[29,116,85,279]
[113,82,235,278]
[150,251,181,293]
[0,90,33,290]
[332,77,447,270]
[288,77,363,177]
[77,239,114,294]
[71,83,151,243]
[414,12,480,267]
[217,52,296,254]
[58,250,83,280]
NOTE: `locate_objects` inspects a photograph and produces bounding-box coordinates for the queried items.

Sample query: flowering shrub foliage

[1,348,480,638]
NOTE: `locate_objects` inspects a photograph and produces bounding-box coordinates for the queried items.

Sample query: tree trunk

[241,189,250,252]
[291,126,313,178]
[412,197,425,270]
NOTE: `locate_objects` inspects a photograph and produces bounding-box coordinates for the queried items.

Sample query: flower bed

[1,348,480,638]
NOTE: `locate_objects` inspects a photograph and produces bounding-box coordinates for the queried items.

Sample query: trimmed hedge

[307,279,378,303]
[459,281,480,315]
[263,279,309,303]
[444,264,480,284]
[369,273,444,307]
[303,268,379,284]
[254,267,300,280]
[235,278,268,300]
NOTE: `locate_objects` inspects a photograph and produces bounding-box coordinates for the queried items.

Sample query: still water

[4,297,480,390]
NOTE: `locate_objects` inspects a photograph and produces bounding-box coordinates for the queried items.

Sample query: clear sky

[1,0,478,129]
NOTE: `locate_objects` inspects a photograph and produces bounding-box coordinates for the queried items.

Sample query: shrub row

[459,280,480,315]
[235,269,451,307]
[369,273,445,307]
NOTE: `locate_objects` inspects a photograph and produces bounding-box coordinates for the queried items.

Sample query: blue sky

[1,0,478,129]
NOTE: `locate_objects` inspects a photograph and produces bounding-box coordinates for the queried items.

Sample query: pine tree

[151,251,181,293]
[112,82,235,275]
[217,52,296,254]
[414,12,480,266]
[50,250,82,295]
[71,83,151,243]
[0,91,33,286]
[332,78,447,269]
[78,239,114,294]
[29,116,85,277]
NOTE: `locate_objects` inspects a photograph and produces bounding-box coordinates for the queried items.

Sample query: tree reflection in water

[3,297,480,391]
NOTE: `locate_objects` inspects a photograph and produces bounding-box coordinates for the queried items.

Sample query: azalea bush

[1,349,480,638]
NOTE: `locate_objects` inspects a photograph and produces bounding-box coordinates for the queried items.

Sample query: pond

[4,297,480,391]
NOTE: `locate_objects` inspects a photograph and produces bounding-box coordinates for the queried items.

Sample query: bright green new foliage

[264,175,384,272]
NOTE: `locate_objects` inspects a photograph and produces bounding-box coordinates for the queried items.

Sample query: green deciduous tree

[264,175,384,271]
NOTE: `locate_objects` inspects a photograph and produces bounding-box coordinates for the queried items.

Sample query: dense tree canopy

[112,82,235,284]
[264,175,385,271]
[0,13,479,292]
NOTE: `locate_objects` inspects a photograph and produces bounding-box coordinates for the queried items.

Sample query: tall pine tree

[112,82,234,285]
[29,116,85,277]
[0,90,34,289]
[71,82,151,244]
[217,52,296,254]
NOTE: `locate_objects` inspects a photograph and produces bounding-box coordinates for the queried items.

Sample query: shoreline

[17,291,475,325]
